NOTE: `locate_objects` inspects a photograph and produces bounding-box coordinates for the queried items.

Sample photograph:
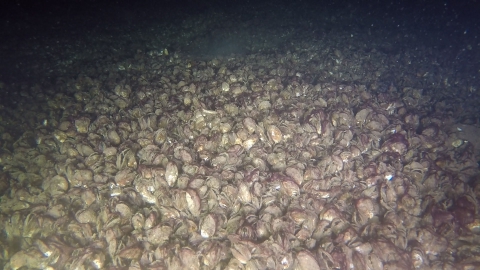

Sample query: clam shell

[75,208,97,224]
[146,225,173,246]
[452,139,464,148]
[75,117,91,134]
[42,175,69,196]
[114,169,135,187]
[267,125,282,144]
[165,162,178,187]
[200,214,217,238]
[107,129,121,145]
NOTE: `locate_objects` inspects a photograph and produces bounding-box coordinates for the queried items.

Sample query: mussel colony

[1,41,480,269]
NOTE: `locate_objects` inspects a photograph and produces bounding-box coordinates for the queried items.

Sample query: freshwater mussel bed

[1,11,480,270]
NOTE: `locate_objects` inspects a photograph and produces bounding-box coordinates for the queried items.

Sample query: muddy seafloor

[1,1,480,269]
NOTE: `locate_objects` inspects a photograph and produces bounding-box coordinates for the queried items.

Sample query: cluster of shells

[0,47,480,270]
